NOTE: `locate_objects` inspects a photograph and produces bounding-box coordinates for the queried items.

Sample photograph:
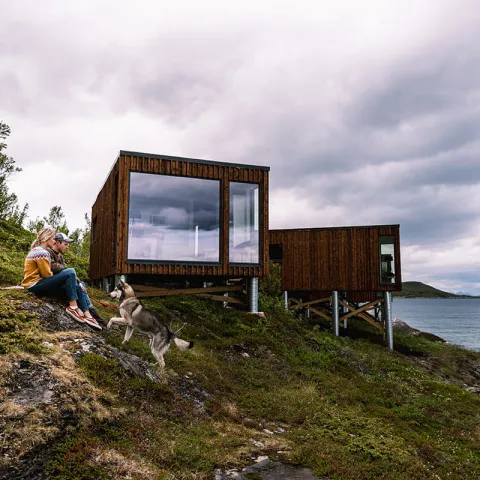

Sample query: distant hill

[394,281,478,299]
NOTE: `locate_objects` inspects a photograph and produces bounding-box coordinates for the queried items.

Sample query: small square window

[379,235,396,284]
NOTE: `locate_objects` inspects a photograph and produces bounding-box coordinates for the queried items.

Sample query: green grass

[1,223,480,479]
[7,291,480,479]
[51,294,478,480]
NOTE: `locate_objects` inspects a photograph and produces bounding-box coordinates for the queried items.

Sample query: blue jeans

[78,281,93,308]
[28,268,89,312]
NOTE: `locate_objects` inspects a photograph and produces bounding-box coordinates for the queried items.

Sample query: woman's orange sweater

[22,246,53,288]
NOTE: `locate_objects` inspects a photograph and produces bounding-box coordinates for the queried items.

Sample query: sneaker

[84,316,103,331]
[88,306,105,323]
[66,306,85,324]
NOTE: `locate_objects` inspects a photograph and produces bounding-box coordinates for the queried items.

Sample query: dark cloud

[1,1,480,292]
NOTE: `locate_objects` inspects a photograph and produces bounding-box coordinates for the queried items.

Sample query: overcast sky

[2,0,480,294]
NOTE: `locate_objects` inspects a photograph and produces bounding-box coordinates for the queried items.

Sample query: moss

[0,290,47,354]
[1,229,480,479]
[45,432,113,480]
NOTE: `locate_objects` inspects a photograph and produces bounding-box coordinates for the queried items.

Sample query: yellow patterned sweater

[22,246,53,288]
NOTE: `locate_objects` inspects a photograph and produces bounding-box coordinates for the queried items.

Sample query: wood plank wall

[90,153,269,280]
[90,163,119,280]
[269,225,401,293]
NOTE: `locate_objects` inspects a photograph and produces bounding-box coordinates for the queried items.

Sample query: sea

[392,298,480,352]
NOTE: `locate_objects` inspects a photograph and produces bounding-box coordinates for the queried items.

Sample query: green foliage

[27,208,91,263]
[0,290,47,354]
[0,121,26,224]
[46,431,112,480]
[0,219,35,285]
[259,262,291,317]
[78,353,174,402]
[67,213,91,260]
[43,205,69,232]
[0,214,91,284]
[1,236,480,479]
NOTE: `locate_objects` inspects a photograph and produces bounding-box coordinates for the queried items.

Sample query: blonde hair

[31,226,56,249]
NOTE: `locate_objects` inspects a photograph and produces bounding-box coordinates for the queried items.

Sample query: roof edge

[120,150,270,171]
[270,224,401,232]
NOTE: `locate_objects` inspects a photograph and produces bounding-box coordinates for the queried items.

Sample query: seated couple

[22,226,102,330]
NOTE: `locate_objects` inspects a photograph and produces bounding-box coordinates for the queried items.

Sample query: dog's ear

[117,281,125,290]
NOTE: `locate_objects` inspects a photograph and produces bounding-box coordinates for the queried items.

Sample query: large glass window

[128,172,220,262]
[379,235,396,284]
[229,182,259,264]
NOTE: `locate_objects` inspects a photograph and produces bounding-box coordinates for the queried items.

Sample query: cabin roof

[270,224,400,234]
[93,150,270,206]
[119,150,271,171]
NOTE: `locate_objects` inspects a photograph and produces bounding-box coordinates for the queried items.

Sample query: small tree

[43,205,69,233]
[0,122,25,223]
[68,213,91,259]
[27,217,45,233]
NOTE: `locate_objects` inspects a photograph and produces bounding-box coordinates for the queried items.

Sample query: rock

[393,318,446,342]
[392,318,412,330]
[216,458,324,479]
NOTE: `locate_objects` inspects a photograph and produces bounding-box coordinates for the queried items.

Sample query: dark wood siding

[90,152,269,280]
[90,163,119,280]
[270,225,401,293]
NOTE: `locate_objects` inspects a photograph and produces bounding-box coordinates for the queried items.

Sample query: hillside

[394,281,478,299]
[1,221,480,479]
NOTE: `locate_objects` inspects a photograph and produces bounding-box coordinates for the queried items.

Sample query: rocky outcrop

[0,296,203,479]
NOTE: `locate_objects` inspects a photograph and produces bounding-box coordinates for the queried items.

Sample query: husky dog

[108,281,193,368]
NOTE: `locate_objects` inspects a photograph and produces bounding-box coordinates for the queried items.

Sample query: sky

[1,0,480,294]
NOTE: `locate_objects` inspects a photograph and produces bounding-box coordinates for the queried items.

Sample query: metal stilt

[332,291,339,336]
[283,291,288,310]
[248,277,259,313]
[384,291,394,350]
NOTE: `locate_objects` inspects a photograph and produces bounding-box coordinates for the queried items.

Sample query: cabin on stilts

[90,150,269,311]
[269,225,401,349]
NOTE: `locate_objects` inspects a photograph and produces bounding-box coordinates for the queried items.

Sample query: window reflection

[380,235,396,283]
[128,172,220,262]
[229,182,259,264]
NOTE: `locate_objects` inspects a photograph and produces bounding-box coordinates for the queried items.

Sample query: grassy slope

[0,219,89,286]
[395,281,477,298]
[1,223,480,479]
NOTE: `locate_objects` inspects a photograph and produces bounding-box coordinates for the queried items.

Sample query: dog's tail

[173,337,194,351]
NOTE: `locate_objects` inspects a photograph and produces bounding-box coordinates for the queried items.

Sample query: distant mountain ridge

[394,281,479,299]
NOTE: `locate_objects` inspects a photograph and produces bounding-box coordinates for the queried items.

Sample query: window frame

[379,235,396,285]
[126,171,222,265]
[228,180,262,267]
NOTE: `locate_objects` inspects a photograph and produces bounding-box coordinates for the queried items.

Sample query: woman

[22,226,102,330]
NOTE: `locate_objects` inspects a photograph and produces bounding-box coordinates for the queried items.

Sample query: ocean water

[392,298,480,352]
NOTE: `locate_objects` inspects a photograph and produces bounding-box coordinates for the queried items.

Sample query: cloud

[1,0,480,293]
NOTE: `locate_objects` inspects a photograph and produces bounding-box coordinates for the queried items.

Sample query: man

[48,232,104,325]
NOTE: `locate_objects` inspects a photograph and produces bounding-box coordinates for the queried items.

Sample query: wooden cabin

[90,151,269,307]
[269,225,401,299]
[269,225,401,348]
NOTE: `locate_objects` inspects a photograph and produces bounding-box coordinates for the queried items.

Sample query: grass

[4,291,480,478]
[41,294,480,479]
[1,222,479,478]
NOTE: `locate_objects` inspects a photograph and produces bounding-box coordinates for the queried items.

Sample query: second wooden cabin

[269,225,401,348]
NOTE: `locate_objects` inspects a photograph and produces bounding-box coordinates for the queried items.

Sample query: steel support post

[384,291,394,350]
[283,291,288,310]
[332,291,339,336]
[248,277,259,313]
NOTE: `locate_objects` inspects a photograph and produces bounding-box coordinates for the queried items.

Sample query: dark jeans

[27,268,89,312]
